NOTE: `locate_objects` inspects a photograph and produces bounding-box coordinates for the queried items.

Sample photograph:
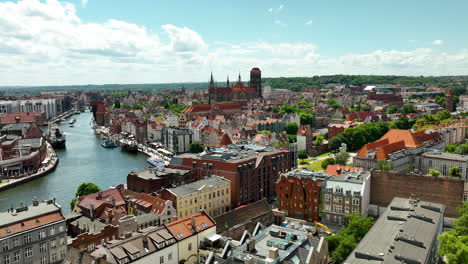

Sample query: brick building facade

[168,143,295,207]
[275,170,323,222]
[370,171,464,217]
[127,167,194,194]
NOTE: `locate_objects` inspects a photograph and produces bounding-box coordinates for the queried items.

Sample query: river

[0,112,148,213]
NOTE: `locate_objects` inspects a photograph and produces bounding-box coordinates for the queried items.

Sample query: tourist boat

[147,155,168,168]
[101,139,117,148]
[46,124,66,149]
[121,140,138,154]
[69,118,76,125]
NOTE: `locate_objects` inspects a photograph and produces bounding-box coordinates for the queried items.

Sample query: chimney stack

[90,204,95,220]
[191,216,196,230]
[247,239,256,253]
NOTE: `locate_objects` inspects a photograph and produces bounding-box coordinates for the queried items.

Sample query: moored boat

[46,125,66,149]
[101,140,117,148]
[121,140,138,154]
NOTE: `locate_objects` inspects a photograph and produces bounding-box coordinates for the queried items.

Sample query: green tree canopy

[71,182,102,209]
[189,142,204,153]
[439,202,468,264]
[401,104,417,115]
[335,152,350,166]
[377,160,393,171]
[449,166,462,177]
[429,169,441,177]
[328,136,343,151]
[327,213,375,263]
[386,105,401,114]
[285,122,299,135]
[298,150,308,160]
[321,158,336,169]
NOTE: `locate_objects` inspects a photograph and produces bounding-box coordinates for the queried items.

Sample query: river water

[0,112,148,213]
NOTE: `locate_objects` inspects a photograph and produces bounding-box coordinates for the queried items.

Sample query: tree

[457,143,468,155]
[298,150,308,161]
[300,112,315,127]
[285,122,299,135]
[70,183,101,209]
[401,104,417,115]
[429,169,441,177]
[329,136,343,151]
[189,142,204,153]
[314,135,324,146]
[439,202,468,264]
[327,213,375,263]
[321,158,336,169]
[280,104,298,114]
[377,160,393,171]
[335,152,350,165]
[386,105,401,114]
[449,166,462,177]
[445,143,458,153]
[114,99,121,109]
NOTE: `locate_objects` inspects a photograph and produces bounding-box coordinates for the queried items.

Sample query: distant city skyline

[0,0,467,86]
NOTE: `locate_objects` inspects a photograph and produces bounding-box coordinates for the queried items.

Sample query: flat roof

[345,197,444,264]
[0,201,61,227]
[132,167,189,180]
[421,151,468,162]
[167,176,230,197]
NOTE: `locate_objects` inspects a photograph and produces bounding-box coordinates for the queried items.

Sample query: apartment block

[0,200,67,264]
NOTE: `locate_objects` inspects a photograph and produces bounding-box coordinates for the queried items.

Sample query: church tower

[446,89,453,112]
[250,68,262,98]
[208,72,215,104]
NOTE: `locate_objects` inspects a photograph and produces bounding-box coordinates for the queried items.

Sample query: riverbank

[0,142,59,191]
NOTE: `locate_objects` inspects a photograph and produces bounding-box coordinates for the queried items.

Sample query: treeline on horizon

[1,74,467,94]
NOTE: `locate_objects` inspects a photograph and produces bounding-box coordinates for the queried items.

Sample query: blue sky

[0,0,467,85]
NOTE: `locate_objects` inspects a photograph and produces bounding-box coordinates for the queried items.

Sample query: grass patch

[303,159,325,171]
[314,151,333,158]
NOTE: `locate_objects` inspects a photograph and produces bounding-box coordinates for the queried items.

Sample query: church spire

[227,76,230,87]
[238,72,241,83]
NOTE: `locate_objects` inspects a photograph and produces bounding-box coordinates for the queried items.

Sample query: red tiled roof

[325,165,361,176]
[165,211,215,241]
[357,129,441,159]
[0,113,38,124]
[0,212,64,238]
[133,193,169,216]
[217,134,233,148]
[77,189,126,212]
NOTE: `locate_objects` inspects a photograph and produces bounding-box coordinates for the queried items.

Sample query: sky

[0,0,467,86]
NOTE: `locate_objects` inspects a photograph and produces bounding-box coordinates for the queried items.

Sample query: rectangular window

[58,225,64,233]
[24,247,32,258]
[39,242,47,253]
[60,237,65,246]
[324,194,331,202]
[333,197,342,204]
[14,251,20,262]
[168,253,172,260]
[51,240,56,249]
[160,256,164,263]
[352,198,360,205]
[23,235,31,244]
[40,257,47,264]
[50,227,55,236]
[39,230,46,239]
[188,243,192,251]
[2,241,9,251]
[3,255,10,264]
[13,238,19,248]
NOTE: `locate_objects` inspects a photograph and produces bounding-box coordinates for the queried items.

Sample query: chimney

[247,239,256,253]
[112,197,116,208]
[269,247,279,259]
[191,216,196,229]
[90,204,95,220]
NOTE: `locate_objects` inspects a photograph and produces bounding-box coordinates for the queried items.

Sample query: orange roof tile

[165,212,215,241]
[0,212,64,238]
[325,165,361,176]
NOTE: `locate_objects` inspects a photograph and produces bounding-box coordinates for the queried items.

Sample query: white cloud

[305,20,313,25]
[274,20,287,27]
[0,0,467,86]
[267,7,273,13]
[408,40,417,43]
[81,0,88,7]
[432,40,444,45]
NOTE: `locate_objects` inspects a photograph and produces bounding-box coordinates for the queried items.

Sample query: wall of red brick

[69,225,118,251]
[370,171,464,217]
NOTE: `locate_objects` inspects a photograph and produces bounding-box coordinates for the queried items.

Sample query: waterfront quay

[0,112,148,213]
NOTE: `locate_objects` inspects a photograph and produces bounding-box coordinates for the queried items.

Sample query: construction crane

[312,222,334,236]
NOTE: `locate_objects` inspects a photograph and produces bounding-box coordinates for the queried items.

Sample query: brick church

[208,67,262,103]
